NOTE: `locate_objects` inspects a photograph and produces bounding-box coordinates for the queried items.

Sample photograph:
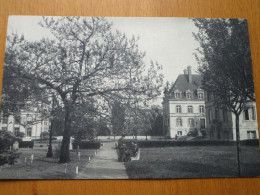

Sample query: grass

[124,145,260,179]
[0,140,96,179]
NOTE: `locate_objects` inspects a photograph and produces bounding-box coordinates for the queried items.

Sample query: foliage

[4,17,163,163]
[72,140,101,149]
[0,130,20,166]
[40,131,49,140]
[111,101,126,135]
[117,137,138,162]
[193,18,254,176]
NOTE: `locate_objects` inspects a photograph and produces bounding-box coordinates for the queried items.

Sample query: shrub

[72,140,101,149]
[117,138,139,162]
[19,141,34,148]
[16,132,25,138]
[40,132,49,140]
[136,140,238,147]
[0,130,20,166]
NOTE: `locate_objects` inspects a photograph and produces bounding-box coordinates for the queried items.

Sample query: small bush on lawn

[72,140,101,149]
[117,138,138,162]
[0,130,21,166]
[19,141,34,148]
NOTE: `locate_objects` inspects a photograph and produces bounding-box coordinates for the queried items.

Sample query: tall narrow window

[14,127,20,136]
[209,109,212,123]
[215,109,219,119]
[188,106,193,113]
[176,118,182,127]
[2,116,8,124]
[199,105,205,114]
[26,127,32,137]
[188,118,195,127]
[244,109,249,120]
[176,105,182,113]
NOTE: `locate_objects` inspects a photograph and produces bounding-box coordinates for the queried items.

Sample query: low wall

[97,136,165,141]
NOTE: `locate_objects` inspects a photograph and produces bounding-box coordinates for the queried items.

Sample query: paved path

[76,142,129,179]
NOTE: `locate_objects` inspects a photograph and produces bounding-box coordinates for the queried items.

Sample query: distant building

[206,93,259,140]
[163,66,206,138]
[0,102,50,140]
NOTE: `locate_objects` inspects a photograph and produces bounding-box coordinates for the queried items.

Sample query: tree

[4,17,163,163]
[111,101,126,136]
[149,107,163,136]
[193,18,255,176]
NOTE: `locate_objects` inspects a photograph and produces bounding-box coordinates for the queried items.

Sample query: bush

[0,130,20,166]
[19,141,34,148]
[117,138,139,162]
[72,140,101,149]
[40,132,49,140]
[136,140,238,147]
[16,132,25,138]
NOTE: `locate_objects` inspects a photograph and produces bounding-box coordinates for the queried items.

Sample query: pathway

[76,141,129,179]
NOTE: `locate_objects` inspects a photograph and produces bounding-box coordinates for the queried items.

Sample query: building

[163,66,206,138]
[206,93,259,140]
[0,102,51,140]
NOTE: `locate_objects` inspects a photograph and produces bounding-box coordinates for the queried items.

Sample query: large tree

[193,18,255,176]
[4,17,163,163]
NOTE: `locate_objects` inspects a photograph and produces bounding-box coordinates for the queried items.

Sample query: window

[215,109,219,119]
[176,118,182,127]
[14,127,20,136]
[244,107,256,121]
[175,92,181,99]
[188,106,193,113]
[14,115,20,124]
[247,131,256,139]
[186,92,192,99]
[26,127,32,137]
[198,92,204,99]
[2,127,7,131]
[199,105,205,114]
[2,116,8,124]
[177,131,182,136]
[176,105,182,113]
[200,119,206,129]
[188,118,195,127]
[209,109,212,123]
[223,109,228,122]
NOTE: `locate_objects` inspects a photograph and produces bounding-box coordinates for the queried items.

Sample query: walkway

[76,141,129,179]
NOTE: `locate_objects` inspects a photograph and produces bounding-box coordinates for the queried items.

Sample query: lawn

[124,145,260,179]
[0,140,97,179]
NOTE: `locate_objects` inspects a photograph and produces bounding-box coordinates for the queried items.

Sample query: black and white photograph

[0,16,259,179]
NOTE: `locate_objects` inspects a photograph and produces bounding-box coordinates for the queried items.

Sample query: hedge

[19,141,34,148]
[72,141,101,149]
[136,139,259,148]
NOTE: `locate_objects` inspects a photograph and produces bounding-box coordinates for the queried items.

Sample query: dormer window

[198,92,204,99]
[197,89,204,99]
[174,90,181,99]
[186,90,192,99]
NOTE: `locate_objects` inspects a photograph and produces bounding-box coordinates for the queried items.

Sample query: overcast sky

[6,16,200,105]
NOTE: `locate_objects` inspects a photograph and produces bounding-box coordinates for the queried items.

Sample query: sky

[6,16,200,105]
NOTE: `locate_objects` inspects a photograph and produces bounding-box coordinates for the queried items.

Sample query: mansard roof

[170,74,202,93]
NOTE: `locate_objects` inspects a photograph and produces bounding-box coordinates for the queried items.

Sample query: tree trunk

[235,114,241,177]
[46,119,53,158]
[59,104,72,163]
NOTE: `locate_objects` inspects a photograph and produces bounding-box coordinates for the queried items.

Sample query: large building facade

[206,93,259,140]
[163,66,206,138]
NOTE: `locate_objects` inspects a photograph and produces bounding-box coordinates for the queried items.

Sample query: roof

[164,74,204,101]
[170,74,202,92]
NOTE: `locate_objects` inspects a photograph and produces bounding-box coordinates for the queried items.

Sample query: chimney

[183,69,188,75]
[187,66,192,83]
